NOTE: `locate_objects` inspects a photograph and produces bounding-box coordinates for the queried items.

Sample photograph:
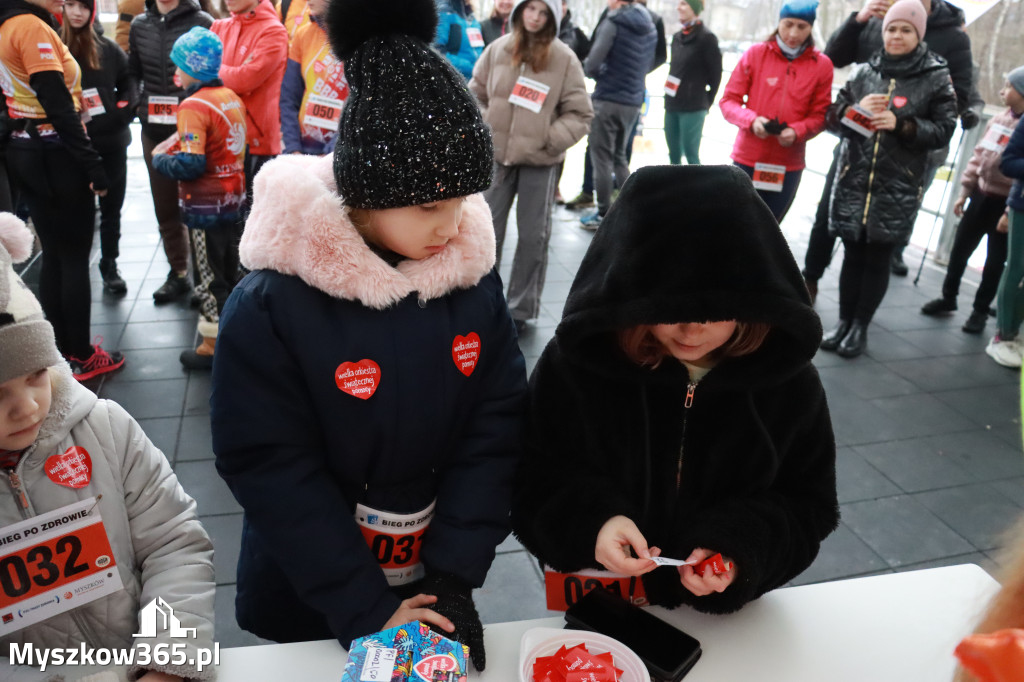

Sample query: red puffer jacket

[212,0,288,156]
[719,39,833,171]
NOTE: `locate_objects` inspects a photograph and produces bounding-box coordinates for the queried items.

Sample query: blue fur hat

[779,0,818,24]
[170,27,223,83]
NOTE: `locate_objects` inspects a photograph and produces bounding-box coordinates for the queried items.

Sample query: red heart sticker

[45,446,92,489]
[413,653,461,680]
[335,359,381,400]
[893,96,908,108]
[452,333,481,377]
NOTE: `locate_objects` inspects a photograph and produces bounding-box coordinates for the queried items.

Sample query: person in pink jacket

[212,0,288,208]
[719,0,832,222]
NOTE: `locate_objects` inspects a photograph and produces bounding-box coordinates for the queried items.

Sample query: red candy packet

[695,553,733,575]
[533,643,620,682]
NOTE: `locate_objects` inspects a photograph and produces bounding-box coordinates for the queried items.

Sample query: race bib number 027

[0,497,123,635]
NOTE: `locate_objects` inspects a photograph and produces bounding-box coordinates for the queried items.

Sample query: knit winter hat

[0,214,61,385]
[779,0,817,24]
[1006,65,1024,98]
[170,27,223,83]
[326,0,493,209]
[883,0,927,38]
[684,0,703,15]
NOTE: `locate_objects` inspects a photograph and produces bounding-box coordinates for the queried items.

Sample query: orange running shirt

[0,14,81,119]
[289,20,347,150]
[176,86,247,223]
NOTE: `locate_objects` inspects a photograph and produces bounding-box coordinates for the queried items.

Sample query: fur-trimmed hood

[240,154,496,309]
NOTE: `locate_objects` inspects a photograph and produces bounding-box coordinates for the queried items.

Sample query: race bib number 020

[355,501,435,586]
[508,76,550,114]
[543,565,647,612]
[0,497,123,635]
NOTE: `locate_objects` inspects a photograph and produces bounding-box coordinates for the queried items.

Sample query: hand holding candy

[594,515,660,576]
[678,547,737,596]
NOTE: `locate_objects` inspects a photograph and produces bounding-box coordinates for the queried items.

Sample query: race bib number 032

[0,497,123,635]
[543,566,647,612]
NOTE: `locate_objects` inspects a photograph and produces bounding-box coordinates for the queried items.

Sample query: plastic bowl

[518,626,648,682]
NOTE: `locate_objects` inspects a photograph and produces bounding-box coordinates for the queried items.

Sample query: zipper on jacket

[862,78,897,225]
[6,471,31,518]
[675,381,697,492]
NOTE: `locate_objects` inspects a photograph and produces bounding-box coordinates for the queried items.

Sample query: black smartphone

[564,587,702,682]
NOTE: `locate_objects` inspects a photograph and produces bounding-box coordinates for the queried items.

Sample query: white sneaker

[985,336,1023,368]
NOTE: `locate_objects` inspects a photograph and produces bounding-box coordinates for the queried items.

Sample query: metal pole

[914,131,967,286]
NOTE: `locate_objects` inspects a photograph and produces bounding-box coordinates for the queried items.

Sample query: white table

[8,564,1000,682]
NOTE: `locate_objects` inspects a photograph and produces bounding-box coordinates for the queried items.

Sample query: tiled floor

[17,115,1023,648]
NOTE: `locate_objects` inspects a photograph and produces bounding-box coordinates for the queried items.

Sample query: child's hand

[594,515,658,576]
[953,195,967,218]
[678,547,737,596]
[153,133,178,156]
[137,672,184,682]
[859,93,889,113]
[384,593,455,634]
[998,213,1010,233]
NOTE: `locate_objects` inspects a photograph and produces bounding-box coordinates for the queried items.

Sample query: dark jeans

[940,191,1008,312]
[142,128,190,273]
[839,237,896,324]
[8,140,95,358]
[803,146,841,282]
[97,145,128,261]
[734,163,803,223]
[581,116,638,196]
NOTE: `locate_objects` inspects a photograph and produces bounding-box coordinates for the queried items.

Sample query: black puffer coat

[827,44,956,246]
[127,0,211,135]
[511,165,838,615]
[824,0,978,120]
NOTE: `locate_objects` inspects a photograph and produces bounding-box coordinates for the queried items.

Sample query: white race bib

[147,95,178,125]
[81,88,105,117]
[304,93,344,132]
[980,123,1014,153]
[841,104,875,137]
[466,26,484,48]
[664,75,680,97]
[508,76,550,114]
[355,500,435,586]
[752,162,786,192]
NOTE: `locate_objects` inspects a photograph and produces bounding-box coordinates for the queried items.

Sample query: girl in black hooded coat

[511,164,839,615]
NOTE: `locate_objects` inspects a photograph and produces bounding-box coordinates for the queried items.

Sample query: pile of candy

[532,643,625,682]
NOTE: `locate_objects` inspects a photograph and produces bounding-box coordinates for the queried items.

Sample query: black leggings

[940,191,1008,312]
[8,140,95,359]
[839,238,896,324]
[98,145,128,261]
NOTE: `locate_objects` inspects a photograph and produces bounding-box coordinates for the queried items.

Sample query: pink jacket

[719,40,833,171]
[961,108,1022,198]
[212,0,288,155]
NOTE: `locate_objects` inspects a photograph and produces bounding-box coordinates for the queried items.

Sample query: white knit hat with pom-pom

[0,213,62,384]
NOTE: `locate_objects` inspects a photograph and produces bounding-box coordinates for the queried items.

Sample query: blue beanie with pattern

[779,0,818,24]
[170,27,223,83]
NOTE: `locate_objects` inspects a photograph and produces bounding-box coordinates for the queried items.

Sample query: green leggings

[997,209,1024,339]
[664,110,707,165]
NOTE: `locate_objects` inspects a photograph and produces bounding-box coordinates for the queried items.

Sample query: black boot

[891,249,909,277]
[99,258,127,296]
[820,319,852,351]
[837,321,868,358]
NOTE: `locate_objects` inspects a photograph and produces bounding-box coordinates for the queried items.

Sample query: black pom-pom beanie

[326,0,493,209]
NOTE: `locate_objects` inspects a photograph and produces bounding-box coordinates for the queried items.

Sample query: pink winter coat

[719,39,833,171]
[212,0,288,155]
[961,108,1022,198]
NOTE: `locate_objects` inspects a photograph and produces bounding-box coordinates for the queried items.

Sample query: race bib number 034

[543,566,647,612]
[355,501,435,586]
[0,497,123,635]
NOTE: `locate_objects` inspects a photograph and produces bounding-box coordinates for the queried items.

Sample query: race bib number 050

[0,497,123,635]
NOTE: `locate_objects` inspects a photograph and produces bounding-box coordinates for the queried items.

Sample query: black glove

[960,109,980,131]
[420,571,486,671]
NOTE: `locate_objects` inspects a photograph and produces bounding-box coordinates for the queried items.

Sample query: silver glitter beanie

[0,214,62,384]
[327,0,493,209]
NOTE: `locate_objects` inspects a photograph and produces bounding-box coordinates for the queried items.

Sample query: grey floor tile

[835,447,901,503]
[89,322,125,347]
[120,319,199,350]
[114,245,161,263]
[866,393,976,439]
[128,300,199,323]
[862,327,934,362]
[174,459,243,516]
[918,430,1024,483]
[136,417,181,461]
[914,483,1023,551]
[932,384,1023,430]
[893,553,998,578]
[475,551,556,625]
[99,378,187,419]
[886,355,1018,392]
[201,513,244,585]
[214,584,273,648]
[991,478,1024,507]
[788,523,889,586]
[184,371,214,415]
[841,496,974,567]
[990,424,1023,450]
[90,299,136,326]
[817,360,919,400]
[871,305,965,333]
[851,437,975,493]
[113,346,192,382]
[177,414,216,462]
[894,327,988,357]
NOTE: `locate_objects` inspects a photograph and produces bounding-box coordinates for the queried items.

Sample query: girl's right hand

[953,196,967,218]
[859,93,889,114]
[595,515,659,576]
[383,594,455,633]
[998,213,1009,233]
[751,116,770,139]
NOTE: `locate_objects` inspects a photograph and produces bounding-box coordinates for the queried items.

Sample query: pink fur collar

[240,154,496,309]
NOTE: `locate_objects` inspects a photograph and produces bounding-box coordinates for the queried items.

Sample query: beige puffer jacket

[0,366,215,681]
[470,19,593,167]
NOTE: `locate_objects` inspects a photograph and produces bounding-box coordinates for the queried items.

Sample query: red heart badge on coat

[45,446,92,489]
[413,653,462,680]
[452,333,481,377]
[335,359,381,400]
[892,96,908,108]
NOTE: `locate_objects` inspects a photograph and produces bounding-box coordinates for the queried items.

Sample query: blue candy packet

[341,620,470,682]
